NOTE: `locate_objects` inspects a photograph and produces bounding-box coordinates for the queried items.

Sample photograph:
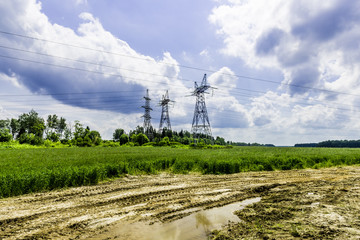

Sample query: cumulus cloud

[292,104,346,129]
[207,67,251,128]
[255,28,284,56]
[209,0,360,97]
[206,0,360,144]
[0,0,186,114]
[249,91,291,128]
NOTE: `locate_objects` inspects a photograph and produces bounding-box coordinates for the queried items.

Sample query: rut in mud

[0,166,359,239]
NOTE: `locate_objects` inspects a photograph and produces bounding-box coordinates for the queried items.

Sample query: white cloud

[1,0,360,145]
[0,0,192,139]
[209,0,360,97]
[0,0,187,113]
[0,73,22,88]
[199,49,209,57]
[207,68,251,128]
[205,0,360,144]
[75,0,88,6]
[209,0,292,68]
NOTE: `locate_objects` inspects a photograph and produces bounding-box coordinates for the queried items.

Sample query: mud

[0,166,359,239]
[91,197,261,240]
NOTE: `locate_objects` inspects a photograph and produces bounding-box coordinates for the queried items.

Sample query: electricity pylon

[159,90,174,132]
[141,89,153,135]
[191,74,214,139]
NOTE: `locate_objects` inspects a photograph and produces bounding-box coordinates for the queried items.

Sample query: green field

[1,146,360,198]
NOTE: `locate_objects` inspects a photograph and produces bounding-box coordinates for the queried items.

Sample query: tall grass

[0,147,360,198]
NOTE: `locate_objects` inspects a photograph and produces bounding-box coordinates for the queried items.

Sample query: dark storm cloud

[256,28,284,56]
[274,1,360,95]
[277,47,311,68]
[253,116,271,127]
[292,1,360,42]
[1,58,146,113]
[0,0,182,115]
[289,66,320,95]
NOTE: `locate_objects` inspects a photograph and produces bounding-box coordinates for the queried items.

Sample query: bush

[119,134,129,145]
[0,129,12,142]
[18,133,44,145]
[44,139,54,147]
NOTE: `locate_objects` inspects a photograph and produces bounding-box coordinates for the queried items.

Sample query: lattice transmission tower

[158,90,174,132]
[141,89,153,135]
[191,74,214,138]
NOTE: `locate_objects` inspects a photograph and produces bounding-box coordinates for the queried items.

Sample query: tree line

[295,140,360,148]
[0,110,228,147]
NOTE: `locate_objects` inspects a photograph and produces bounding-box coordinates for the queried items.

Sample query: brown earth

[0,166,359,240]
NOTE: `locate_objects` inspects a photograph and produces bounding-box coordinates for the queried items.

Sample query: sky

[1,0,360,145]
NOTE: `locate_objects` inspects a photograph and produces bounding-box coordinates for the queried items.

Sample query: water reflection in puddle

[108,197,261,240]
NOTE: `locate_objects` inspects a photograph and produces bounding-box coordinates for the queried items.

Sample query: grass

[1,146,360,198]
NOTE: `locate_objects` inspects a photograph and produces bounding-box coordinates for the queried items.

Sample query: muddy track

[0,166,359,239]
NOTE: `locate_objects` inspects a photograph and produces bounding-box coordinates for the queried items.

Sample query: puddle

[98,197,261,240]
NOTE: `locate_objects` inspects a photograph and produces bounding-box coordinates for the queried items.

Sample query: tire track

[1,167,358,240]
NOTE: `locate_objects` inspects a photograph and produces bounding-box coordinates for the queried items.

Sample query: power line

[0,90,148,98]
[1,50,359,113]
[0,30,208,72]
[1,31,360,128]
[1,30,359,97]
[0,44,191,84]
[3,92,359,131]
[1,41,360,108]
[0,54,190,89]
[1,82,358,117]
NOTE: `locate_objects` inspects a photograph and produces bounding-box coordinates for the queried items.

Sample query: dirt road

[0,166,359,239]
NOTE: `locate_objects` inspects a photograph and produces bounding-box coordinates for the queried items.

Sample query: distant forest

[295,140,360,148]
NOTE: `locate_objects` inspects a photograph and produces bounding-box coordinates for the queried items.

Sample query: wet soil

[0,166,359,239]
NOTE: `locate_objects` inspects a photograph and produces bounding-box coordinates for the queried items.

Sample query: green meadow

[1,145,360,198]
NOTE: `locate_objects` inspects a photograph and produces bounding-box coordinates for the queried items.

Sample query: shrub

[0,129,12,142]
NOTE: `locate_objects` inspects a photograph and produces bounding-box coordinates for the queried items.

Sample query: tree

[71,121,102,146]
[18,110,45,144]
[130,126,144,137]
[88,130,102,146]
[18,110,45,137]
[47,132,59,142]
[113,128,125,142]
[63,125,72,141]
[0,119,10,129]
[73,120,85,139]
[10,118,19,139]
[45,115,67,141]
[161,128,173,139]
[215,136,226,145]
[119,133,129,145]
[57,117,67,137]
[134,133,149,146]
[158,136,170,146]
[46,114,58,129]
[0,128,12,142]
